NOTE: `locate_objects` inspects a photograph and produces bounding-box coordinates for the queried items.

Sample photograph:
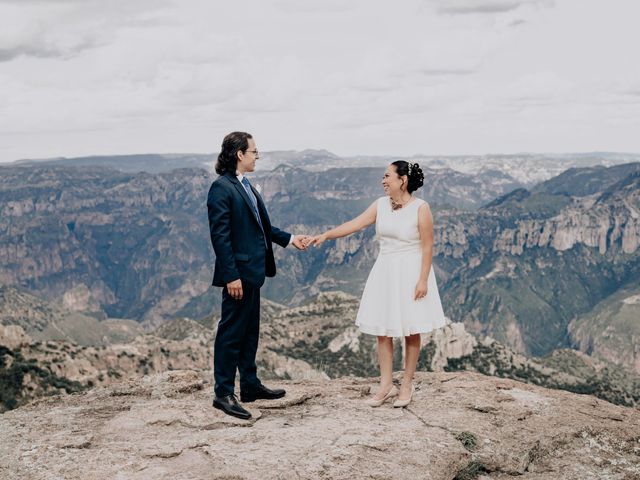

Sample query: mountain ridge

[1,161,638,370]
[2,291,638,413]
[8,151,640,184]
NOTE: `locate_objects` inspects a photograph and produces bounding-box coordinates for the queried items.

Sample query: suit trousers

[213,285,261,397]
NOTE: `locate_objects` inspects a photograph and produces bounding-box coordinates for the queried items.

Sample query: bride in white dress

[308,161,446,408]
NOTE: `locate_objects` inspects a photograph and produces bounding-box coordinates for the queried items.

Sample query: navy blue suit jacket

[207,172,291,289]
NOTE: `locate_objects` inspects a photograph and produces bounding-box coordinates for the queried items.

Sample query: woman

[307,161,447,407]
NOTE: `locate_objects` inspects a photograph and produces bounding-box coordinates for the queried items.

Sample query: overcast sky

[1,0,639,162]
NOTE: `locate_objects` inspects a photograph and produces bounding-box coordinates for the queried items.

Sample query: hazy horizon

[5,149,640,166]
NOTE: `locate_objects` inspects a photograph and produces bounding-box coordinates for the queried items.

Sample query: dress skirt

[355,246,447,337]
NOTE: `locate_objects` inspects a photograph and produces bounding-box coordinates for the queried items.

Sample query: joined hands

[293,233,329,250]
[292,235,312,250]
[227,233,318,300]
[302,233,328,248]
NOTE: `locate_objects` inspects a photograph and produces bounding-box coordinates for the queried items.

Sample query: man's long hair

[215,131,252,175]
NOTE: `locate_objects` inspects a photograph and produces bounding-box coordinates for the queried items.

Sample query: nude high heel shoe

[393,384,415,408]
[365,385,399,407]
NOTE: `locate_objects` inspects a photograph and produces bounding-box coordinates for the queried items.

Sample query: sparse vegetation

[0,346,85,412]
[417,341,437,372]
[444,343,640,408]
[455,431,479,451]
[454,461,488,480]
[271,334,379,379]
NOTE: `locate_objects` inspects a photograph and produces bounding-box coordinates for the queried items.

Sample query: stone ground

[1,370,639,480]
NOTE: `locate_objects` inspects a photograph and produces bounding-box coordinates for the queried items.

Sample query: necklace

[390,195,412,211]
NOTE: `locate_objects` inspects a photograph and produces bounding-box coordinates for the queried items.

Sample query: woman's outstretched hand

[414,279,428,301]
[305,233,328,247]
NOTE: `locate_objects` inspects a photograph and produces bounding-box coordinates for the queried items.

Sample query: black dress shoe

[240,384,286,403]
[213,394,252,420]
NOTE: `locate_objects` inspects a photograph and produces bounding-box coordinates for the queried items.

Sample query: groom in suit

[207,131,309,420]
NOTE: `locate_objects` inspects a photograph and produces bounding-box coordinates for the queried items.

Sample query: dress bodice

[375,196,425,255]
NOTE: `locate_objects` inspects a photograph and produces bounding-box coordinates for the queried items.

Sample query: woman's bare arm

[310,200,378,246]
[414,202,434,300]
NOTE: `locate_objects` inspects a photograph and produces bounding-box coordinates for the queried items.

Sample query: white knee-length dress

[355,196,447,337]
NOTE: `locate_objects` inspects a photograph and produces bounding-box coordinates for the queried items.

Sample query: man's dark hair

[215,131,253,175]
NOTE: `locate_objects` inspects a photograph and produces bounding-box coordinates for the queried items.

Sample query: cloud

[0,0,171,62]
[602,89,640,107]
[272,0,354,14]
[417,68,477,76]
[0,0,639,161]
[0,0,84,3]
[430,0,553,15]
[0,37,99,62]
[0,4,98,62]
[494,71,575,112]
[609,80,640,102]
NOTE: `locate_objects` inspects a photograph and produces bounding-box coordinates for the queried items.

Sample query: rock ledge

[1,370,639,480]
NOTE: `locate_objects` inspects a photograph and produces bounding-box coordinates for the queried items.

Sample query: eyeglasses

[245,149,259,156]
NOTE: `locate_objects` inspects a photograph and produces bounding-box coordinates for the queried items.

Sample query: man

[207,131,309,420]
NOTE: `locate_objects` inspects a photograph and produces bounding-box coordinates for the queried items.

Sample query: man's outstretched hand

[292,235,312,250]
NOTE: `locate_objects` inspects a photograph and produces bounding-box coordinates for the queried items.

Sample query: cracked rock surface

[1,370,639,479]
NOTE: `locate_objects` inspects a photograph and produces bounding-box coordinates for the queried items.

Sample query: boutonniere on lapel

[255,183,262,195]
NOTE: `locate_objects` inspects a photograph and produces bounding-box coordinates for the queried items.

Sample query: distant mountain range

[440,163,640,361]
[0,162,525,325]
[263,162,640,369]
[13,154,216,174]
[1,157,639,377]
[12,151,640,185]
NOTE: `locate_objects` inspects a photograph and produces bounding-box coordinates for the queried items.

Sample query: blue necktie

[241,177,261,221]
[241,178,267,247]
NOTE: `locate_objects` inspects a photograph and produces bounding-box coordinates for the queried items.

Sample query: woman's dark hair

[391,160,424,193]
[215,131,252,175]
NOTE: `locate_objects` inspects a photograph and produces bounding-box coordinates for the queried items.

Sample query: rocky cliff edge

[1,370,639,480]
